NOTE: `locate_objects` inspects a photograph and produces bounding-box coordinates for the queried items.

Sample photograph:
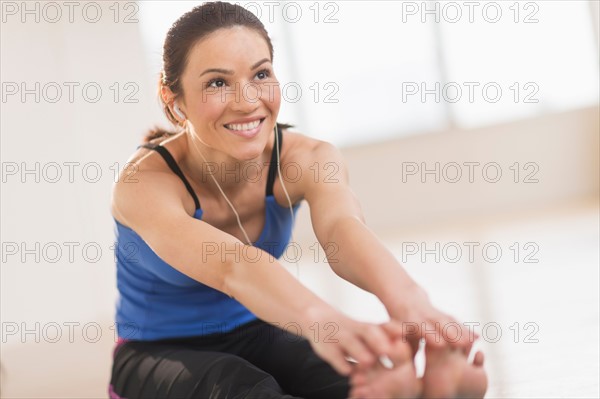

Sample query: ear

[173,102,187,119]
[160,85,175,104]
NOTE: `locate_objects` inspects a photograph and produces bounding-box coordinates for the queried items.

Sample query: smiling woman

[178,27,279,161]
[109,2,486,398]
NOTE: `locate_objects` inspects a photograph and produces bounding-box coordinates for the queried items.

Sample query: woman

[109,2,487,398]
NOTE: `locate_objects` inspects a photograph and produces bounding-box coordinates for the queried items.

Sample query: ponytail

[143,125,180,144]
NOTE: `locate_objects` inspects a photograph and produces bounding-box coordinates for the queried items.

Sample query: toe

[351,371,369,386]
[352,386,370,398]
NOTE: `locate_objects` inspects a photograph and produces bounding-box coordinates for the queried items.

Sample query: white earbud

[173,102,186,120]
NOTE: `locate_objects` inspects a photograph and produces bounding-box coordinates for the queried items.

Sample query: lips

[224,117,265,138]
[224,118,263,131]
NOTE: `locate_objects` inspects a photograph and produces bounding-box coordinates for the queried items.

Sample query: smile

[224,118,265,138]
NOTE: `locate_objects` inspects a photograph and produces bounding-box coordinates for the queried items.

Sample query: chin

[237,132,271,160]
[230,143,262,161]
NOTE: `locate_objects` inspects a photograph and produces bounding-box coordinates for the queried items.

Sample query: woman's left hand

[383,286,478,355]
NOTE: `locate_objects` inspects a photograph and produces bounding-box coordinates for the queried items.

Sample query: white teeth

[226,119,261,131]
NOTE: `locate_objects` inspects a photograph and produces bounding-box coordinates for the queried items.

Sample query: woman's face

[179,26,281,161]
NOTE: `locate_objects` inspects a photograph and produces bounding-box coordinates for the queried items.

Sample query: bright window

[137,1,599,146]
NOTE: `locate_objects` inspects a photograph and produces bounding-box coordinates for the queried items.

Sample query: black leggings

[109,319,350,399]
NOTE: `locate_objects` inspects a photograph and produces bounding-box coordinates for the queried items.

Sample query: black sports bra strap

[266,126,283,196]
[139,143,201,210]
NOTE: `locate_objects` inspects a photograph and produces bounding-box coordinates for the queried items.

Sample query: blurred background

[1,0,598,397]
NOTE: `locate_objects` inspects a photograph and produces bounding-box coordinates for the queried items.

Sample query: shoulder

[111,134,190,228]
[281,129,345,167]
[279,128,349,198]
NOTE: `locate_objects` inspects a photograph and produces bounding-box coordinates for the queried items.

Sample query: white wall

[321,106,599,236]
[1,3,158,397]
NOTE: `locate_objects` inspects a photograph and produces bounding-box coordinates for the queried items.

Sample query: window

[439,0,599,127]
[137,1,599,146]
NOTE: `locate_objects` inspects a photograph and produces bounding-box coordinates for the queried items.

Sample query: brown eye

[256,69,270,80]
[207,78,225,88]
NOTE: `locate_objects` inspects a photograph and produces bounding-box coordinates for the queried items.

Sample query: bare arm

[112,169,393,374]
[298,141,420,303]
[298,141,474,349]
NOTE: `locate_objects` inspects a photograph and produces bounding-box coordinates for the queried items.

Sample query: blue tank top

[114,127,301,340]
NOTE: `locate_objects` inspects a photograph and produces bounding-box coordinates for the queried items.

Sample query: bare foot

[422,345,488,399]
[348,338,422,399]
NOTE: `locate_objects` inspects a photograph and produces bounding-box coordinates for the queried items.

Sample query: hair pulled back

[145,1,290,143]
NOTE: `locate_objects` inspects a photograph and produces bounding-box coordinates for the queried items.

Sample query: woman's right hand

[302,306,394,376]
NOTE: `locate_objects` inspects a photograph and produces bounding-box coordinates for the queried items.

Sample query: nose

[229,82,261,113]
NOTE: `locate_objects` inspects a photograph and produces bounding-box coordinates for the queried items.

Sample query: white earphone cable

[188,133,254,246]
[187,124,300,279]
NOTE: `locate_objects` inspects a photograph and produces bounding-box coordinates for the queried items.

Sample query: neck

[179,127,271,197]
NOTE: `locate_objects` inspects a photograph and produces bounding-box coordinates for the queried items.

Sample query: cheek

[195,96,225,123]
[264,83,281,111]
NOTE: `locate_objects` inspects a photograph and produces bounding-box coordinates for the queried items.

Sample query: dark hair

[144,1,292,143]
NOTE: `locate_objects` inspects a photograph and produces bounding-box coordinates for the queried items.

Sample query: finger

[326,347,353,376]
[461,328,479,351]
[382,319,424,356]
[460,324,474,348]
[440,316,466,347]
[463,335,476,356]
[437,314,466,348]
[383,319,425,355]
[343,334,376,369]
[407,334,423,357]
[417,318,444,347]
[461,341,472,356]
[451,319,475,350]
[442,315,478,350]
[381,319,405,338]
[360,325,393,357]
[474,350,485,366]
[424,321,446,348]
[387,338,414,367]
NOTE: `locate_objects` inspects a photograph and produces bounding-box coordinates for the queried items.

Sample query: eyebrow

[198,58,271,78]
